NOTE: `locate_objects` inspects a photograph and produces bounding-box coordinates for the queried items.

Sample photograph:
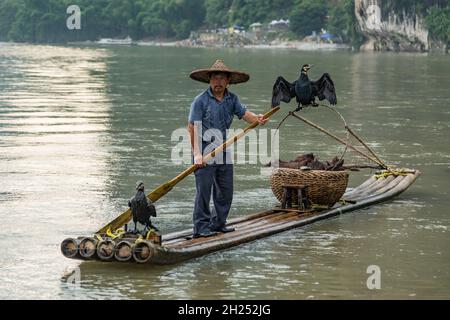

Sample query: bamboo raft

[61,169,420,265]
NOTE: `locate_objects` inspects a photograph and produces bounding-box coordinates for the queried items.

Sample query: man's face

[209,72,231,96]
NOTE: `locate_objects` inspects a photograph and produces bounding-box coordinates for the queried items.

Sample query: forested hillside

[0,0,448,48]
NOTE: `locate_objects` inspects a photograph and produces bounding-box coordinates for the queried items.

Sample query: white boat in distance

[97,36,134,45]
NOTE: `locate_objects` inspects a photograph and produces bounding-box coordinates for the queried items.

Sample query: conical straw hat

[189,59,250,84]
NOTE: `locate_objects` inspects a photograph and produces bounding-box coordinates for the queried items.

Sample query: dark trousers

[193,164,233,235]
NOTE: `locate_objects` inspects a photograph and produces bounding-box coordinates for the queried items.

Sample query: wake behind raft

[61,106,420,265]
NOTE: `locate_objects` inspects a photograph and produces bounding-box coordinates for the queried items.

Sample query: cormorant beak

[302,64,313,73]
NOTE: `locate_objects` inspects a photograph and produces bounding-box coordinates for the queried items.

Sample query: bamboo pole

[133,241,156,263]
[289,112,387,169]
[114,240,134,262]
[78,237,99,259]
[345,126,388,169]
[96,239,115,261]
[60,238,80,259]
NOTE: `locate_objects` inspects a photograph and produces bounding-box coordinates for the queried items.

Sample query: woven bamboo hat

[189,59,250,84]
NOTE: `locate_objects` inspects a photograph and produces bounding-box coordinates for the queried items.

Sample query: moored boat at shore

[97,36,134,45]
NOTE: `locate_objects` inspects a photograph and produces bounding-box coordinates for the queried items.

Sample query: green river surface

[0,43,449,299]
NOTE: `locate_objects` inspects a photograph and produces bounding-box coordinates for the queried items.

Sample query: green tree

[204,0,294,29]
[163,0,206,39]
[425,5,450,44]
[0,0,19,41]
[289,0,327,37]
[205,0,233,28]
[327,0,365,48]
[327,1,347,41]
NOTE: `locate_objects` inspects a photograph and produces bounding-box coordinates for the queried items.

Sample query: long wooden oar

[96,106,281,234]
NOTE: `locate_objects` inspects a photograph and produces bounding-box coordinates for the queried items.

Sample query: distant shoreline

[3,41,444,54]
[140,40,350,51]
[63,39,351,51]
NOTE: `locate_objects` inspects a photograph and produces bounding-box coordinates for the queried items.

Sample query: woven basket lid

[189,59,250,84]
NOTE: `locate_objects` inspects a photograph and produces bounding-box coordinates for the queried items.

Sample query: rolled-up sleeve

[233,96,247,119]
[188,98,203,124]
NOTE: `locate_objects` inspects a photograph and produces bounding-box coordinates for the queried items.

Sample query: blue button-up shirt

[189,88,247,154]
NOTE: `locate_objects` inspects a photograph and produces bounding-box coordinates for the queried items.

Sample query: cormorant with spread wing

[271,64,337,111]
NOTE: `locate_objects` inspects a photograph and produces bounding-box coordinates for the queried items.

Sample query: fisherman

[126,181,158,235]
[188,59,268,238]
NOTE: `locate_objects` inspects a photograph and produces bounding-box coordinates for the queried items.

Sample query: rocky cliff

[355,0,442,52]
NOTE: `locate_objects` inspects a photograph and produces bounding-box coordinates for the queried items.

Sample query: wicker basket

[270,168,349,207]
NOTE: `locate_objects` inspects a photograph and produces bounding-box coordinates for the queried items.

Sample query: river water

[0,43,449,299]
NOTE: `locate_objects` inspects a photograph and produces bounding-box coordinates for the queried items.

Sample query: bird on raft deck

[271,64,337,111]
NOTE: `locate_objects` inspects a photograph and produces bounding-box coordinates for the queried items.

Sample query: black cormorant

[271,64,337,111]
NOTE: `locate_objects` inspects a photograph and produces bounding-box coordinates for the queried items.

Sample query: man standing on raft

[188,60,268,238]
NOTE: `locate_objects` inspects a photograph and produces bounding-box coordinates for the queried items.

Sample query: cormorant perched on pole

[271,64,337,111]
